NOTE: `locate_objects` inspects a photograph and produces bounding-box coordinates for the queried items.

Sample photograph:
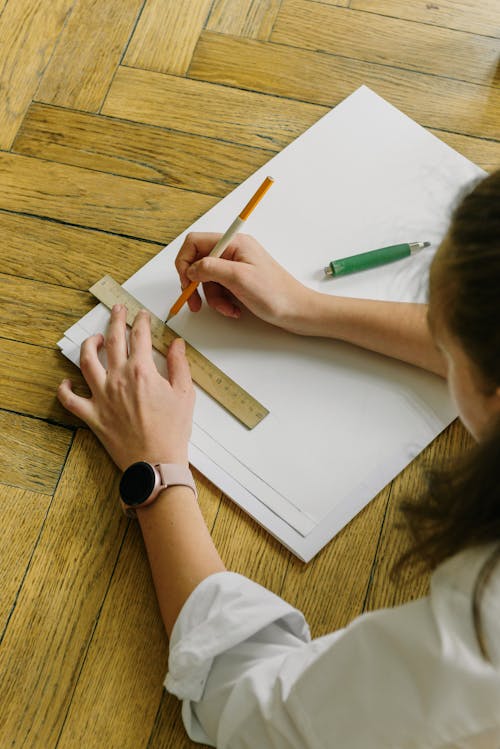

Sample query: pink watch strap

[121,463,197,518]
[157,464,197,497]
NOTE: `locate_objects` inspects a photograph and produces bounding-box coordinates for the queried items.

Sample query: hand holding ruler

[89,275,269,429]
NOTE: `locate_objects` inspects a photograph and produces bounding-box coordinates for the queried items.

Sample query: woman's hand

[175,232,312,333]
[57,305,195,471]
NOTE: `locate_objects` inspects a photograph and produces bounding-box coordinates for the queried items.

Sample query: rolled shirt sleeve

[166,572,313,745]
[165,548,500,748]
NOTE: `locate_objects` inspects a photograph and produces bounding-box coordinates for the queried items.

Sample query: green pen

[324,241,430,277]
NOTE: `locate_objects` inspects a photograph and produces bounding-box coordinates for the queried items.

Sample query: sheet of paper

[60,86,484,560]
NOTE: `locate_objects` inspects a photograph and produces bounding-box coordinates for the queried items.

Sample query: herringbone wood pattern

[1,1,498,746]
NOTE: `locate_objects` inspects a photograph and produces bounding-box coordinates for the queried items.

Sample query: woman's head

[428,170,500,441]
[425,170,500,662]
[395,169,500,588]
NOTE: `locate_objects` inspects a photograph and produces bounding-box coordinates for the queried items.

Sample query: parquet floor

[1,2,498,747]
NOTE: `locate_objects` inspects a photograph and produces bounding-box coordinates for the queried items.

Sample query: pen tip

[423,241,431,248]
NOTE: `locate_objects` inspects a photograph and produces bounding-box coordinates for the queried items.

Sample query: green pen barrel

[328,243,410,277]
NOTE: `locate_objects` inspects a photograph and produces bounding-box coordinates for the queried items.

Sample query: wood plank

[36,0,144,111]
[56,470,219,748]
[0,152,215,244]
[13,104,274,198]
[102,66,327,150]
[0,338,87,426]
[0,430,126,747]
[0,486,52,637]
[0,0,74,148]
[364,420,474,611]
[310,0,352,6]
[428,130,500,173]
[350,0,500,38]
[212,498,290,594]
[206,0,283,40]
[22,100,494,185]
[273,0,500,87]
[56,523,166,749]
[189,32,500,140]
[0,211,160,289]
[124,0,212,75]
[0,410,71,494]
[0,274,93,348]
[280,488,390,635]
[148,691,208,749]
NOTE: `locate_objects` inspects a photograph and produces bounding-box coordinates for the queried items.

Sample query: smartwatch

[119,461,197,518]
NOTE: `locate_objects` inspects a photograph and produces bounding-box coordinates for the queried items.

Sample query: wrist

[282,287,327,336]
[156,451,189,467]
[135,483,197,518]
[118,447,189,472]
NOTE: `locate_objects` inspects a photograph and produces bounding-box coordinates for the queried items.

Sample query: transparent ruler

[89,275,269,429]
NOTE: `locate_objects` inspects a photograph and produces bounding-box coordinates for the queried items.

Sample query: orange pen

[167,176,274,322]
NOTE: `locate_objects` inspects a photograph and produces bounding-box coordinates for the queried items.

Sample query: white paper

[60,86,484,560]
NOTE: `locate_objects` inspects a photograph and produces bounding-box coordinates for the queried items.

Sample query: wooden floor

[1,1,498,747]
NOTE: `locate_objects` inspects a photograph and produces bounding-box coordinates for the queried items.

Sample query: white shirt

[165,544,500,748]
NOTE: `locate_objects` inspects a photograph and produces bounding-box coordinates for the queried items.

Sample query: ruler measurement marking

[89,275,268,429]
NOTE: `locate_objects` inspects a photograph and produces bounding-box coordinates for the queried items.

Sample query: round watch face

[119,462,156,506]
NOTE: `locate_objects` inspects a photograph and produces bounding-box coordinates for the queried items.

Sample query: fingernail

[177,338,185,352]
[113,304,122,313]
[215,305,239,318]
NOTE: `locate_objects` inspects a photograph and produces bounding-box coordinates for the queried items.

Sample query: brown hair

[394,169,500,659]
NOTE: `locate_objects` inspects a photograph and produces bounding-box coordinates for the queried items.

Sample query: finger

[175,232,224,288]
[202,281,241,318]
[167,338,193,392]
[106,304,128,369]
[176,234,246,315]
[57,379,95,425]
[187,256,245,317]
[79,334,106,393]
[186,257,244,318]
[186,255,241,287]
[186,287,202,313]
[129,309,154,361]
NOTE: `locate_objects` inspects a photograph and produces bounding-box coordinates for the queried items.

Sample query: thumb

[187,256,239,289]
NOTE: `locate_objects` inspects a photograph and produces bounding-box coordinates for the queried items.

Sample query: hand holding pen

[173,231,310,328]
[168,176,274,321]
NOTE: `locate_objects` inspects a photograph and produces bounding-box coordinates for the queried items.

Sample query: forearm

[286,291,446,377]
[137,486,226,638]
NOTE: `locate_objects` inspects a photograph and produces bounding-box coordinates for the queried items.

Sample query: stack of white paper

[59,87,484,561]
